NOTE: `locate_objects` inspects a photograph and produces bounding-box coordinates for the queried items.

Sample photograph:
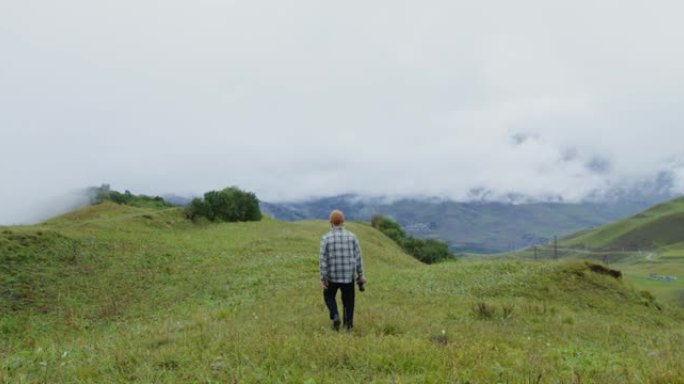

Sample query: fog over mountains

[261,175,680,253]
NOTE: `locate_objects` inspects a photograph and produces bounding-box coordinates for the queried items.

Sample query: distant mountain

[161,194,194,207]
[261,194,674,253]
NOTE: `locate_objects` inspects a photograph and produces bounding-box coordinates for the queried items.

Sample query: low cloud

[2,0,684,223]
[0,188,91,226]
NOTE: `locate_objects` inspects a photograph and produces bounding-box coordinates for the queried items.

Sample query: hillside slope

[1,202,683,382]
[562,196,684,251]
[506,196,684,307]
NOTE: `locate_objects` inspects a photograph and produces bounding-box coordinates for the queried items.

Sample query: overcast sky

[2,0,684,224]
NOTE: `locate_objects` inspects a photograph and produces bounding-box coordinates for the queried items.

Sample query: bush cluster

[88,184,172,208]
[185,187,262,223]
[371,215,452,264]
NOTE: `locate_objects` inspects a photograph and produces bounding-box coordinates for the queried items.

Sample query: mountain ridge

[261,194,672,253]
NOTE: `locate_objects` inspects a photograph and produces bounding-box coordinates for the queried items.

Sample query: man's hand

[357,276,367,284]
[321,280,328,289]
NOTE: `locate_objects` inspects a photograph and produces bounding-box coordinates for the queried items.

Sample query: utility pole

[554,235,558,259]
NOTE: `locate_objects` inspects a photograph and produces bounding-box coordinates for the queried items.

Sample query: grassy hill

[2,202,684,382]
[508,196,684,307]
[561,196,684,251]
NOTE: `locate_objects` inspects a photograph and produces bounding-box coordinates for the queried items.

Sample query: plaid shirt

[319,226,364,283]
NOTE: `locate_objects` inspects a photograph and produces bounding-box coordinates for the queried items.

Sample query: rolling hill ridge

[561,196,684,251]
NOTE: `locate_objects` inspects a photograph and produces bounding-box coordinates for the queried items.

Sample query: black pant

[323,282,355,328]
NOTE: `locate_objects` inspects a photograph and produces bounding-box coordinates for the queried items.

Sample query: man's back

[319,210,365,331]
[320,227,363,284]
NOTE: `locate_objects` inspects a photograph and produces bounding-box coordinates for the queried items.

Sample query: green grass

[557,197,684,307]
[2,202,684,382]
[503,196,684,310]
[562,196,684,251]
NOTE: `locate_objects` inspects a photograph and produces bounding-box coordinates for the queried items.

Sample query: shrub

[87,185,172,209]
[184,198,210,221]
[371,215,406,244]
[185,187,262,223]
[371,215,452,264]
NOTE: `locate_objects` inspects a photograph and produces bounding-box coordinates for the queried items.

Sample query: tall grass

[1,203,683,382]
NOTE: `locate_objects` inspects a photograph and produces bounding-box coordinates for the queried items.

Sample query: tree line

[89,184,262,223]
[88,184,173,209]
[371,215,453,264]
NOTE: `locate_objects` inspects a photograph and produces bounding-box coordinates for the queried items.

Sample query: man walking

[320,210,366,331]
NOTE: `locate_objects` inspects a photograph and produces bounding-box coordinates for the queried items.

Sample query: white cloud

[2,0,684,223]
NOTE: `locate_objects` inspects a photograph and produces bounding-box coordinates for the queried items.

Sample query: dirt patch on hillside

[586,263,622,279]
